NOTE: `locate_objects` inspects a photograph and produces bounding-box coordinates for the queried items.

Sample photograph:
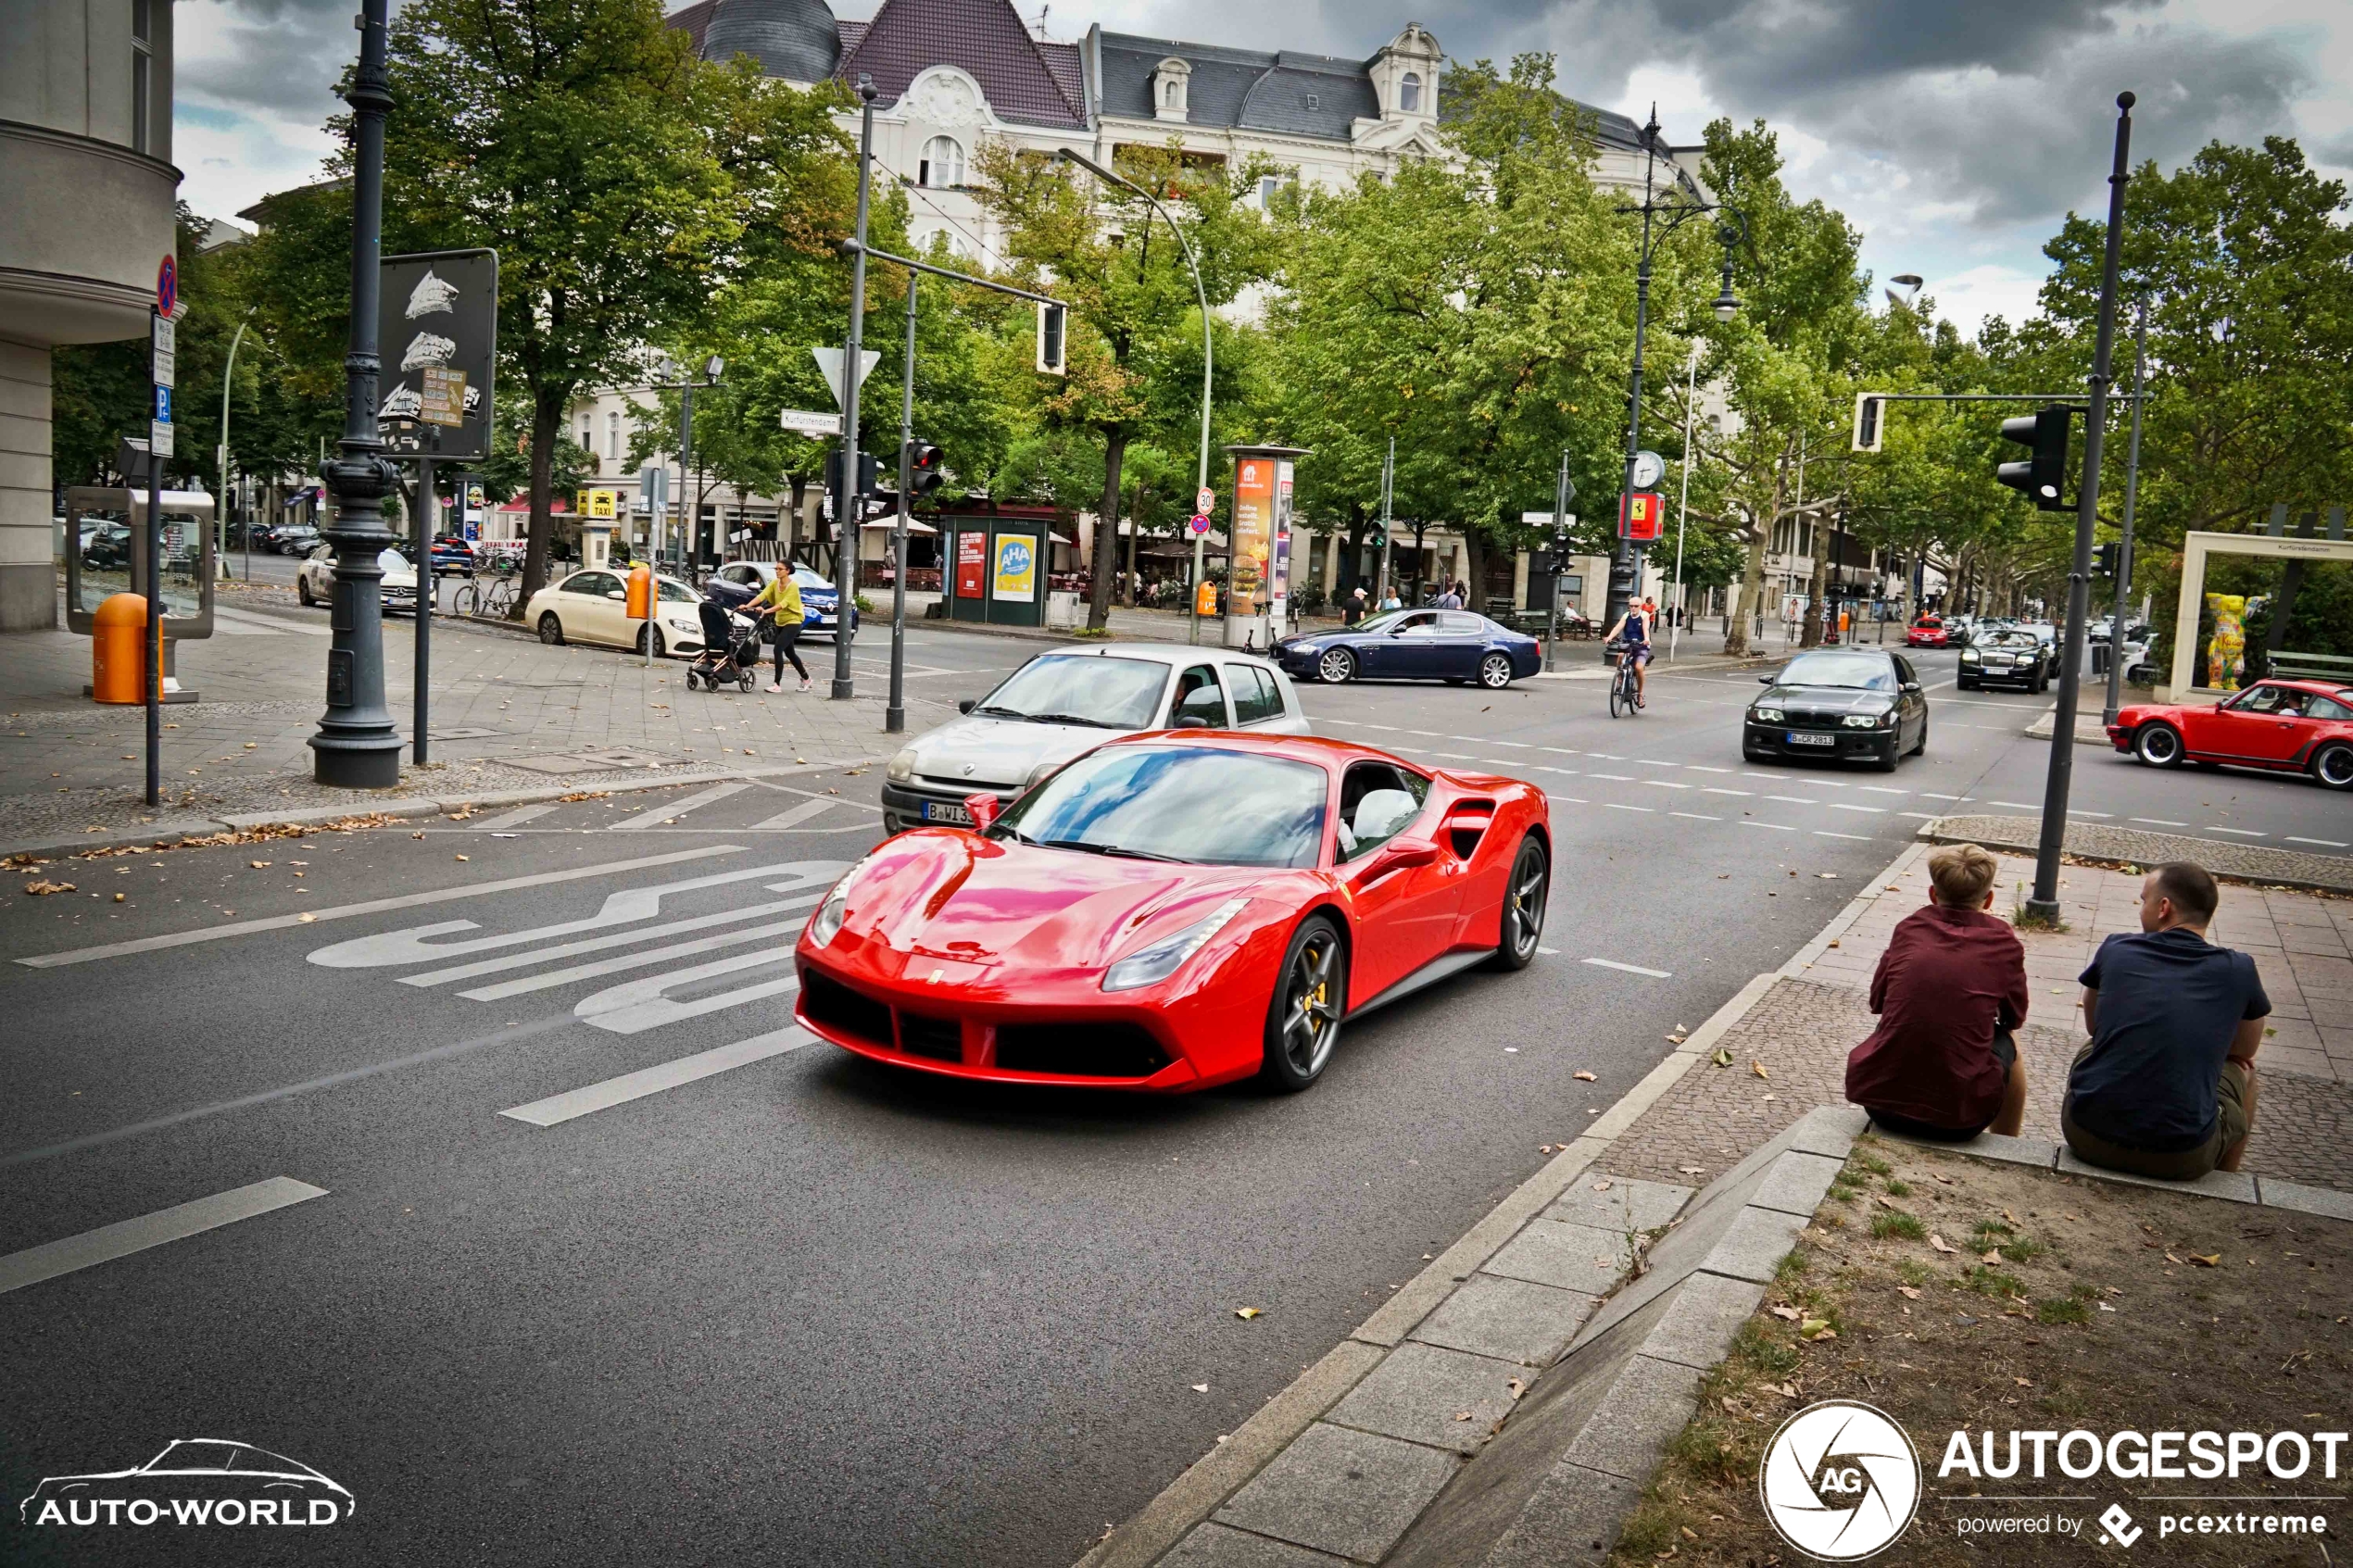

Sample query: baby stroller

[686,599,761,692]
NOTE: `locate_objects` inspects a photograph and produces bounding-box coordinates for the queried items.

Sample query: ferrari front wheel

[1261,915,1347,1092]
[1486,834,1548,972]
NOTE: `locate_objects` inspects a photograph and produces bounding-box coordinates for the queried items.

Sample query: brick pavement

[1602,847,2353,1195]
[1928,811,2353,895]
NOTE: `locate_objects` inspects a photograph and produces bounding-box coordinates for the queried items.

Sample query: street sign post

[142,270,171,805]
[1188,514,1210,536]
[779,408,845,439]
[1196,486,1215,516]
[812,347,879,412]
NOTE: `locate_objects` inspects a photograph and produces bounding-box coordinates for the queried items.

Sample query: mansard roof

[1096,35,1375,142]
[839,0,1087,129]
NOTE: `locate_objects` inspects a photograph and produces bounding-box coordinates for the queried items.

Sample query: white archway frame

[2168,529,2353,696]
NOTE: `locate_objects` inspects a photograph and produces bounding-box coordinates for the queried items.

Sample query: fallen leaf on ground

[1932,1173,1956,1185]
[1593,1179,1614,1192]
[1235,1307,1261,1320]
[1682,1526,1701,1541]
[1897,1286,1921,1299]
[1763,1093,1779,1102]
[1770,1305,1802,1321]
[297,912,315,922]
[23,881,74,895]
[2002,1209,2020,1224]
[1827,939,1840,948]
[2191,1253,2221,1267]
[249,860,271,869]
[1876,1196,1902,1210]
[1507,1378,1527,1399]
[1541,1145,1556,1155]
[454,854,469,862]
[1711,1048,1733,1068]
[1574,1070,1597,1082]
[1930,1234,1957,1254]
[1802,1320,1835,1340]
[1680,1166,1705,1175]
[2014,1376,2032,1386]
[2165,1253,2184,1265]
[1750,1061,1770,1079]
[1190,1384,1208,1393]
[1982,1249,2002,1263]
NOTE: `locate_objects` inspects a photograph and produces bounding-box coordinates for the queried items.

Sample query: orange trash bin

[1194,579,1217,618]
[625,563,652,621]
[92,592,151,704]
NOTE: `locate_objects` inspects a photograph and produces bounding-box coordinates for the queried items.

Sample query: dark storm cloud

[177,0,369,125]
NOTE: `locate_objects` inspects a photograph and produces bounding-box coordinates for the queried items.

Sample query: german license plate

[1788,732,1834,746]
[922,799,972,824]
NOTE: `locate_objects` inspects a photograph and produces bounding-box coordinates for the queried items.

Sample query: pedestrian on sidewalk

[1844,843,2031,1139]
[1342,586,1367,627]
[2062,862,2269,1179]
[748,570,811,693]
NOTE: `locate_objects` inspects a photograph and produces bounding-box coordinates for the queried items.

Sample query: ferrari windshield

[1778,651,1896,691]
[994,746,1327,868]
[973,655,1168,729]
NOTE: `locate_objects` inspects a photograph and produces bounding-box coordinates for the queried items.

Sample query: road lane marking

[1582,957,1671,978]
[1590,772,1635,781]
[2129,817,2187,827]
[1536,766,1579,775]
[1356,723,1402,732]
[1858,785,1907,795]
[0,1178,329,1296]
[573,953,802,1034]
[16,846,744,970]
[474,803,558,830]
[1766,796,1818,805]
[1899,811,1942,820]
[1644,780,1692,789]
[2210,827,2267,837]
[1739,822,1794,832]
[2068,809,2114,819]
[1489,740,1532,747]
[1540,746,1579,755]
[499,1027,816,1126]
[1990,800,2040,809]
[1604,803,1654,813]
[399,892,824,988]
[1704,787,1752,797]
[2287,837,2348,848]
[1813,830,1873,841]
[1921,793,1973,800]
[1742,771,1780,780]
[751,798,844,832]
[1434,753,1476,760]
[1670,811,1722,822]
[609,781,750,830]
[1829,804,1884,814]
[1636,759,1680,767]
[1411,731,1446,737]
[457,915,811,1001]
[1686,765,1732,773]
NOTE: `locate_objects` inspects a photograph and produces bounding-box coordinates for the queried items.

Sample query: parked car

[271,524,321,556]
[705,560,858,641]
[1276,608,1543,689]
[2108,678,2353,791]
[809,731,1549,1093]
[1957,627,2055,691]
[881,645,1308,834]
[1743,646,1930,771]
[298,543,418,613]
[1904,616,1948,648]
[522,567,707,656]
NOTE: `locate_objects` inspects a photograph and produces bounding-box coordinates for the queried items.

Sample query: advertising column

[1223,445,1309,650]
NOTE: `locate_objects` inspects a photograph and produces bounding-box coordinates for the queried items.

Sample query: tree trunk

[1090,426,1126,631]
[1122,482,1144,606]
[1802,538,1829,648]
[519,392,561,617]
[1725,533,1767,657]
[1341,504,1369,596]
[1462,525,1489,615]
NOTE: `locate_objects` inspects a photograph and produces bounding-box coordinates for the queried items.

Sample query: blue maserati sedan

[1277,607,1543,688]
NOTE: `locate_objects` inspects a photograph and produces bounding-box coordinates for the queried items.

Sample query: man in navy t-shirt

[2064,861,2270,1180]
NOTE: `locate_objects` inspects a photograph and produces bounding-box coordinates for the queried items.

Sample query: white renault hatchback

[880,644,1310,833]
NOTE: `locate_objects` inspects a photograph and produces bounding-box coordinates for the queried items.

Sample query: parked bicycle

[453,574,518,620]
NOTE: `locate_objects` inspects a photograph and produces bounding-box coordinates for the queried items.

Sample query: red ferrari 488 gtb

[794,732,1551,1092]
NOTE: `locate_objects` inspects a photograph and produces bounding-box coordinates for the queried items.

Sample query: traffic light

[1545,531,1574,574]
[826,447,877,503]
[1851,393,1884,454]
[1036,302,1066,376]
[907,441,946,497]
[1995,406,2072,512]
[2094,541,2123,577]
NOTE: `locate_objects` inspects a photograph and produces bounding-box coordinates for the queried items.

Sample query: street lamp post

[887,270,917,734]
[1603,108,1743,646]
[218,307,254,578]
[308,0,404,789]
[1054,148,1214,644]
[2101,295,2148,728]
[1669,337,1702,661]
[833,75,877,701]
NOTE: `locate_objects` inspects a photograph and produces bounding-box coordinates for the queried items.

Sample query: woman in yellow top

[749,569,810,693]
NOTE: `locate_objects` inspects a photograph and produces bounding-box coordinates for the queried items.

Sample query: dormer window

[1304,94,1319,110]
[1400,72,1422,113]
[1152,56,1191,121]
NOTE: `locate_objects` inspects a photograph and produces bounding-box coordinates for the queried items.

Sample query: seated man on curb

[1846,843,2031,1139]
[2064,861,2268,1179]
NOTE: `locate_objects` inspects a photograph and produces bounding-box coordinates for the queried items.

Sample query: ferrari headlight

[1754,707,1784,723]
[1022,759,1062,792]
[808,877,852,947]
[1961,648,1981,663]
[887,748,918,784]
[1103,897,1250,992]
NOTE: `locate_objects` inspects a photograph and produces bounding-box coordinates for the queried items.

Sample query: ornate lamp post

[308,0,404,787]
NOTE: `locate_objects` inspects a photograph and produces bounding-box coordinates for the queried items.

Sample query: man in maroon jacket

[1846,844,2031,1138]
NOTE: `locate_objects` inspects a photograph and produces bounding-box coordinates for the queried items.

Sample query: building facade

[0,0,180,629]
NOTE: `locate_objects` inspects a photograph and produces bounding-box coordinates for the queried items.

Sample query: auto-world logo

[1760,1400,1922,1561]
[19,1439,353,1529]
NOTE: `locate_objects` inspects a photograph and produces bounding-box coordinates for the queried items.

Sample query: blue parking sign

[154,385,171,421]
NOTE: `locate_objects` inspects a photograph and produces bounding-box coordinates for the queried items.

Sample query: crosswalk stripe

[608,781,751,830]
[474,803,558,830]
[456,911,812,1001]
[0,1178,327,1296]
[751,798,843,832]
[500,1027,815,1127]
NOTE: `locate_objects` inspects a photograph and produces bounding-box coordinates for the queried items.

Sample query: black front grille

[994,1023,1172,1079]
[801,971,893,1046]
[898,1012,964,1063]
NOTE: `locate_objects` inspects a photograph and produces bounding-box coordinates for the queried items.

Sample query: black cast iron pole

[1603,112,1663,646]
[887,270,915,734]
[832,76,877,701]
[2027,91,2134,922]
[2102,296,2147,727]
[309,0,404,787]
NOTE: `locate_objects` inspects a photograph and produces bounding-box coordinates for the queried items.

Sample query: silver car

[881,645,1310,833]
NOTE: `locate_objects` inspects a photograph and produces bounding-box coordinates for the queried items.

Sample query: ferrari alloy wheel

[2313,744,2353,792]
[537,613,565,646]
[1262,916,1347,1092]
[1478,652,1514,689]
[2133,722,2183,769]
[1318,647,1356,684]
[1486,834,1549,972]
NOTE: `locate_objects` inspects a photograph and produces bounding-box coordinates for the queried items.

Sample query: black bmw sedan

[1743,647,1930,771]
[1277,608,1542,689]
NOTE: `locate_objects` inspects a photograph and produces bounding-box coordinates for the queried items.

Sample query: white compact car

[522,569,710,656]
[880,644,1310,834]
[298,544,418,614]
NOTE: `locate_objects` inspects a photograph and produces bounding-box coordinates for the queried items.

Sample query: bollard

[92,592,149,704]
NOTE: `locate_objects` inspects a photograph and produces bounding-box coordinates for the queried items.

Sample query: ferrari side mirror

[1377,836,1441,871]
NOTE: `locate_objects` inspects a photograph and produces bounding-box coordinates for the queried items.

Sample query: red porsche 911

[793,732,1551,1092]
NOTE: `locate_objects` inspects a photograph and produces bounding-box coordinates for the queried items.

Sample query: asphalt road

[3,630,2343,1567]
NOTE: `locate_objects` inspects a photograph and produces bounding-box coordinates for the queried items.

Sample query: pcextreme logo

[1759,1400,1923,1561]
[19,1439,354,1529]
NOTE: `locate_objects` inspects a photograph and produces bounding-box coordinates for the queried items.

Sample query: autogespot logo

[1760,1400,1922,1561]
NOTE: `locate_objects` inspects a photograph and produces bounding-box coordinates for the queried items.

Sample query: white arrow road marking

[573,952,803,1035]
[500,1027,815,1126]
[399,890,824,988]
[472,803,558,830]
[608,781,751,830]
[0,1178,327,1296]
[308,859,842,969]
[19,846,743,970]
[457,914,811,1002]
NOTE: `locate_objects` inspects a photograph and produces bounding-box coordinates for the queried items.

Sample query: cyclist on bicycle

[1604,599,1654,708]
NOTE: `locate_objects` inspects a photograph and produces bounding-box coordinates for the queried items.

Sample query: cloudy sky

[177,0,2349,333]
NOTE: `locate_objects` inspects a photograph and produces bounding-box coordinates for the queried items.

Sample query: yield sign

[811,347,880,412]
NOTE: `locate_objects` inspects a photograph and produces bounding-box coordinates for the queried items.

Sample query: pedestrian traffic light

[1995,406,2072,513]
[2094,541,2123,577]
[907,442,946,497]
[827,447,877,502]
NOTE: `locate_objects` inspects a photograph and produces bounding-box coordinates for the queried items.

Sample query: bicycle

[1604,638,1643,718]
[455,574,517,620]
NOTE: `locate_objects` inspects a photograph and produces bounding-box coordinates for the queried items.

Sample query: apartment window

[132,0,154,155]
[919,136,964,189]
[1164,79,1180,107]
[1399,72,1422,113]
[1258,175,1279,208]
[577,417,593,451]
[1303,94,1319,111]
[607,411,622,461]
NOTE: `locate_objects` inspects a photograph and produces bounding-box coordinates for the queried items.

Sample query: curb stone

[1915,814,2353,897]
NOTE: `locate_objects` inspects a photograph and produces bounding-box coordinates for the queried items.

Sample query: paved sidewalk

[1926,811,2353,895]
[2,588,914,857]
